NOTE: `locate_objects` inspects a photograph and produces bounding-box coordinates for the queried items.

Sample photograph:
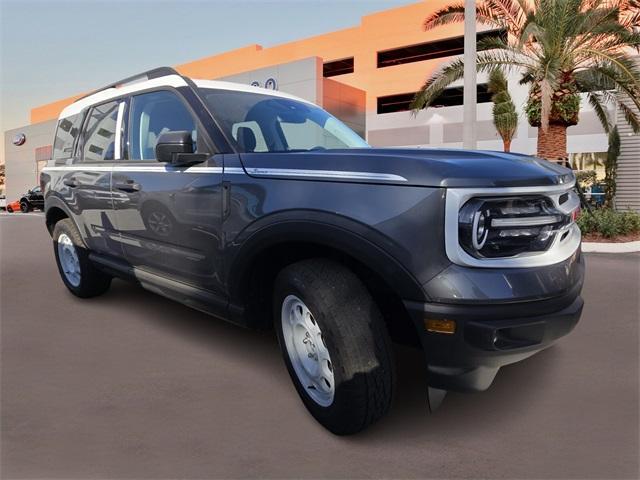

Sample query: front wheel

[20,201,31,213]
[274,259,395,435]
[52,219,112,298]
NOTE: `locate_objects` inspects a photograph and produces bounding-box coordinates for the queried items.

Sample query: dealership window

[377,84,491,114]
[129,90,197,161]
[53,113,83,160]
[323,58,354,77]
[82,101,119,162]
[377,29,506,68]
[571,152,607,179]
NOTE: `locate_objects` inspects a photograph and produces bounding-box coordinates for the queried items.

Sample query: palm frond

[587,91,613,133]
[617,99,640,133]
[410,51,529,112]
[423,3,466,30]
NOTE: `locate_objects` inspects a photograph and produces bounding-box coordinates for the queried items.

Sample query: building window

[377,85,491,114]
[323,57,354,77]
[377,29,506,68]
[35,145,52,162]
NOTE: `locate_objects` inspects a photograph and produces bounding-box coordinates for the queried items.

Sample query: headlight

[458,196,572,258]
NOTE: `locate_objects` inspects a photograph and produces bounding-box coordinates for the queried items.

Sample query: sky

[0,0,411,163]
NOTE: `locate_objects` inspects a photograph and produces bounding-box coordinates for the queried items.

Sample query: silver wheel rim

[147,211,172,236]
[281,295,335,407]
[57,233,81,287]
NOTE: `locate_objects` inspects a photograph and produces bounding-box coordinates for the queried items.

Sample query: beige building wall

[4,120,56,201]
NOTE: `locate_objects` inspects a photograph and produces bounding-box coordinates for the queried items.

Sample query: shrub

[577,208,640,238]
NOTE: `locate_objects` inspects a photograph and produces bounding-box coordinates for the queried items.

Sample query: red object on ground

[6,200,21,213]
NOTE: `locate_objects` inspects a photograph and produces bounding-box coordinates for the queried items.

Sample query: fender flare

[226,211,427,303]
[44,196,81,235]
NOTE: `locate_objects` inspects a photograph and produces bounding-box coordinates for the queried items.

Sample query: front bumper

[404,258,585,392]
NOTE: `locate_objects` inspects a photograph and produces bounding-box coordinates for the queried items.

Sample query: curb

[582,241,640,253]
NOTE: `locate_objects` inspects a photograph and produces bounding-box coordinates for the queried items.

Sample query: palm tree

[411,0,640,160]
[487,68,518,151]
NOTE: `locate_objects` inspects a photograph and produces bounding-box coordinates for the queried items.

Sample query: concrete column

[463,0,477,149]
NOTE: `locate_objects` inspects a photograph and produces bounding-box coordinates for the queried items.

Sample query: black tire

[6,206,13,213]
[274,259,395,435]
[52,219,112,298]
[20,201,31,213]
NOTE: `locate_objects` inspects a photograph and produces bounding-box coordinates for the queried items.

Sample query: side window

[82,101,120,162]
[53,113,83,160]
[128,90,197,161]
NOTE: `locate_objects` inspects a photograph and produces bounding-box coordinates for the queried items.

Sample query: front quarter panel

[223,155,451,301]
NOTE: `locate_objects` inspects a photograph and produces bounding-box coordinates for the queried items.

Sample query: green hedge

[577,209,640,238]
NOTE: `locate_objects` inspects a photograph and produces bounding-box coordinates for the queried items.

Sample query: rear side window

[82,101,120,162]
[53,113,83,160]
[128,90,197,160]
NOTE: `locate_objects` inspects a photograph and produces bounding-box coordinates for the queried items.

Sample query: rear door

[63,99,126,258]
[112,89,225,293]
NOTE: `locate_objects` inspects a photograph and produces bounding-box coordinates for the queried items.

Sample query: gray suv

[41,67,584,435]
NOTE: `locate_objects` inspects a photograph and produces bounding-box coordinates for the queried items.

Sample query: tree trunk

[503,139,511,152]
[537,123,568,161]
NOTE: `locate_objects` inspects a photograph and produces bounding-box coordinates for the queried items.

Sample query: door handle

[63,178,79,188]
[114,181,141,192]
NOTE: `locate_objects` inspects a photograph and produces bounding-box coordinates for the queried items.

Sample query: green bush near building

[577,209,640,238]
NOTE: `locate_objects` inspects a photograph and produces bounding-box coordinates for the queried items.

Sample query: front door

[112,89,225,293]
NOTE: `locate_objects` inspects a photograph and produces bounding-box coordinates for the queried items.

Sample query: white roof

[58,75,313,119]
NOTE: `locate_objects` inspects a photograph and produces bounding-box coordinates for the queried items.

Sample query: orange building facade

[32,0,464,124]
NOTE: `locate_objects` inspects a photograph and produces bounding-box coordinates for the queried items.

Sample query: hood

[239,148,574,188]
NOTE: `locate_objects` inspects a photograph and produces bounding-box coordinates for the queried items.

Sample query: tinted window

[53,113,83,160]
[82,101,119,162]
[323,58,354,77]
[203,89,369,153]
[377,29,507,68]
[377,85,492,114]
[128,90,197,160]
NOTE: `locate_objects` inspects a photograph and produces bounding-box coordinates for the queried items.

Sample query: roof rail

[74,67,182,103]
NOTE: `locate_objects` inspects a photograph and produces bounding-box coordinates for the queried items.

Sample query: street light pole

[463,0,477,149]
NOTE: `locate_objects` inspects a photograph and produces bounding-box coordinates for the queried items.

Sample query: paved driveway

[1,215,638,479]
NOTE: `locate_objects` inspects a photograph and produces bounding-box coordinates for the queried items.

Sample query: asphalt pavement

[1,214,638,479]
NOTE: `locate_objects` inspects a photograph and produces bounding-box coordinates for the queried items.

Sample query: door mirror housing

[155,131,208,167]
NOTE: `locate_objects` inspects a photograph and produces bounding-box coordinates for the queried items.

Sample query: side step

[89,253,242,325]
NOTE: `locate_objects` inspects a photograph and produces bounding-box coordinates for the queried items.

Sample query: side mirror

[155,131,208,166]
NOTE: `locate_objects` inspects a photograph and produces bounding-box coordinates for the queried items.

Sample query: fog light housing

[425,318,456,334]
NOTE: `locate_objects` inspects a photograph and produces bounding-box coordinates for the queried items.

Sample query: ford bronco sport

[42,67,584,435]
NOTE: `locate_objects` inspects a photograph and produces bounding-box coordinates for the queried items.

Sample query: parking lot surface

[1,214,638,479]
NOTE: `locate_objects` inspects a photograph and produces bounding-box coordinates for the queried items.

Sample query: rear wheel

[274,259,395,435]
[20,201,31,213]
[52,219,112,298]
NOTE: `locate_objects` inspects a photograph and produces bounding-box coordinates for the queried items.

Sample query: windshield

[202,88,369,153]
